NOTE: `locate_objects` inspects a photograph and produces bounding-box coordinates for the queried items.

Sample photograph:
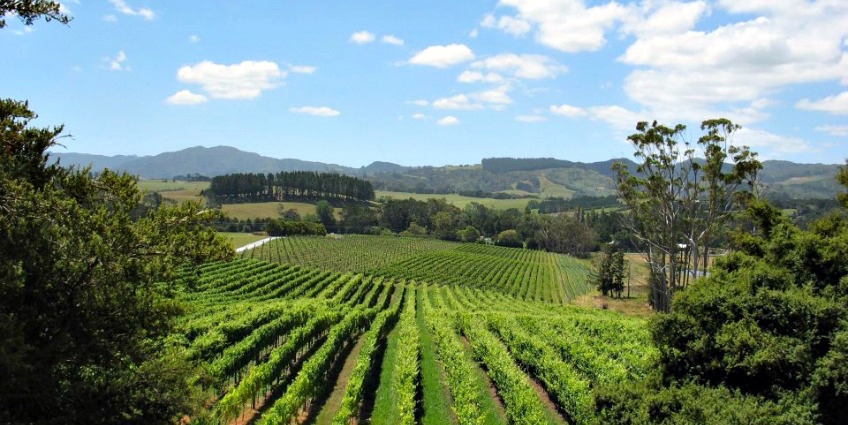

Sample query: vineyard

[176,250,654,424]
[239,235,590,302]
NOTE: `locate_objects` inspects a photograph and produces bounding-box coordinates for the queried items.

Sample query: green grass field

[219,201,323,220]
[217,232,267,249]
[137,180,209,204]
[376,191,533,210]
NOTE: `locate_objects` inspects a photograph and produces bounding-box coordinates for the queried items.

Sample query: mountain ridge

[49,145,844,200]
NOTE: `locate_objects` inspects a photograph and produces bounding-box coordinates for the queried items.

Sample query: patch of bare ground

[524,375,568,424]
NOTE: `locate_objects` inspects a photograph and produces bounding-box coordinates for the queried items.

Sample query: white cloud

[189,34,200,43]
[549,104,587,118]
[12,26,33,36]
[381,34,404,45]
[816,125,848,136]
[289,106,341,117]
[103,14,117,22]
[586,105,645,130]
[412,113,427,120]
[433,95,484,110]
[736,127,813,154]
[165,90,207,105]
[796,91,848,115]
[620,1,710,37]
[481,13,531,36]
[409,44,475,68]
[471,53,566,79]
[469,28,479,38]
[516,115,547,123]
[350,30,375,44]
[177,60,284,100]
[495,0,629,52]
[437,116,460,126]
[407,99,429,107]
[619,3,848,123]
[289,64,317,74]
[107,0,155,20]
[107,50,129,71]
[473,85,512,106]
[550,103,649,131]
[457,70,504,83]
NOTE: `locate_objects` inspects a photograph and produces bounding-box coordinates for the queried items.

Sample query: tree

[432,210,458,240]
[0,99,233,424]
[338,203,378,233]
[456,225,481,242]
[535,214,596,257]
[496,229,522,248]
[0,0,69,28]
[592,245,627,297]
[277,203,302,221]
[613,119,760,312]
[315,199,336,229]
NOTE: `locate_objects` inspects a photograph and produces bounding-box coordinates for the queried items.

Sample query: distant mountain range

[49,145,844,200]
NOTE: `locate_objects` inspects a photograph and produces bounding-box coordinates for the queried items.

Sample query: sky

[2,0,847,167]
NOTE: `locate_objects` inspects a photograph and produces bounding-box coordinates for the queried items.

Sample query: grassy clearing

[218,232,266,249]
[313,335,368,425]
[416,289,455,425]
[370,320,403,425]
[220,202,320,220]
[137,180,209,204]
[376,191,532,211]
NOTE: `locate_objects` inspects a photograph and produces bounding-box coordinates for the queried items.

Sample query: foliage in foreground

[0,99,233,424]
[598,200,848,423]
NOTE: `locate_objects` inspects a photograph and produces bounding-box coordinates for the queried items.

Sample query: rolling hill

[49,146,844,200]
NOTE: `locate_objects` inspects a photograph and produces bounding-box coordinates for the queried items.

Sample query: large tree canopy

[0,99,233,424]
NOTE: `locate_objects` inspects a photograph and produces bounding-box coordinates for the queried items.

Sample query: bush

[264,219,326,236]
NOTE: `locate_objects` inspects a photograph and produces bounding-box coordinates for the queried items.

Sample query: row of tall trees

[208,171,374,204]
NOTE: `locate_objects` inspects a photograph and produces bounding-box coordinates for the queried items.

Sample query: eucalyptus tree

[613,119,760,312]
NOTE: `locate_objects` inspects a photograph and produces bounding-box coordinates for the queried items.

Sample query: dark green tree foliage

[535,213,596,257]
[0,0,69,28]
[315,199,336,230]
[593,246,627,297]
[0,99,233,424]
[338,203,378,233]
[208,171,374,203]
[495,229,522,248]
[456,225,481,242]
[264,219,326,236]
[598,199,848,423]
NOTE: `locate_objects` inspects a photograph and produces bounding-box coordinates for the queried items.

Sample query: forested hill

[482,157,636,176]
[50,146,358,178]
[50,146,844,200]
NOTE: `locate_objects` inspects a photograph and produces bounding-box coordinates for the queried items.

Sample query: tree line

[207,171,374,204]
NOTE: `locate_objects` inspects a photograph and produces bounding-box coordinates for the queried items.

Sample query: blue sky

[2,0,847,166]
